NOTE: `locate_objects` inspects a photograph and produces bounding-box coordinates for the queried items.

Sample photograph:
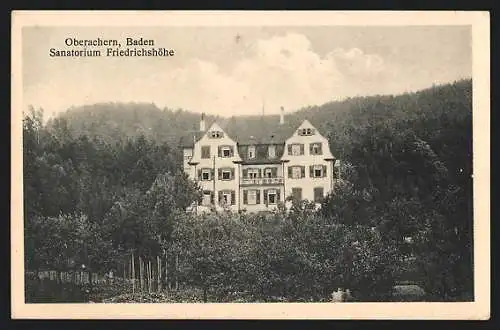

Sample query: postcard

[11,10,490,319]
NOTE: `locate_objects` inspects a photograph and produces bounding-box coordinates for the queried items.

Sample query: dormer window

[298,128,315,136]
[248,145,256,159]
[209,131,224,139]
[268,145,276,158]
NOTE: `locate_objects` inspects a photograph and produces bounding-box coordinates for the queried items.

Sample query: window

[264,168,274,178]
[288,143,304,156]
[219,190,235,205]
[222,191,230,204]
[218,145,234,158]
[310,165,327,178]
[314,187,324,203]
[201,146,210,159]
[247,169,259,179]
[218,167,234,180]
[248,190,257,204]
[244,189,260,205]
[314,167,323,178]
[202,169,211,181]
[310,143,323,155]
[248,145,256,159]
[298,128,315,136]
[209,131,224,138]
[288,166,305,179]
[198,168,214,181]
[264,189,279,205]
[268,145,276,158]
[202,191,213,206]
[292,188,302,201]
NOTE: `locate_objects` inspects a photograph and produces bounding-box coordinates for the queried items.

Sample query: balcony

[241,177,284,186]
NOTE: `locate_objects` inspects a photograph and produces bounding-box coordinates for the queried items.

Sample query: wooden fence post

[157,255,161,292]
[139,256,143,292]
[131,251,135,294]
[175,254,179,291]
[148,259,152,294]
[165,250,170,292]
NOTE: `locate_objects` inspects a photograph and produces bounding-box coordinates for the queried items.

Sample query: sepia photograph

[11,11,490,319]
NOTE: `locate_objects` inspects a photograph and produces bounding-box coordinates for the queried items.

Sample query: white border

[11,10,490,320]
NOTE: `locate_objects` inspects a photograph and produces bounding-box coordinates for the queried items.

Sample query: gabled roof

[179,131,205,148]
[225,115,297,145]
[179,115,302,148]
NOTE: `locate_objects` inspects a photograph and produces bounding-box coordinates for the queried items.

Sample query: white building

[179,110,340,213]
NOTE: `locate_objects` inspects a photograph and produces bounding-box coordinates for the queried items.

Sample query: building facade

[180,111,339,213]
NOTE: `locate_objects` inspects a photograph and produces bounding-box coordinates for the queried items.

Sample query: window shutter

[323,165,327,177]
[210,191,214,204]
[218,146,222,157]
[231,168,235,179]
[272,167,278,178]
[288,167,292,178]
[243,169,248,178]
[201,146,210,159]
[218,191,223,204]
[218,169,222,180]
[231,191,236,205]
[276,190,281,203]
[319,144,323,155]
[301,166,305,178]
[288,144,292,155]
[256,190,260,204]
[243,190,248,204]
[300,144,305,155]
[197,169,202,180]
[263,189,268,205]
[309,144,314,154]
[309,165,314,178]
[211,169,215,179]
[230,146,234,156]
[258,169,262,178]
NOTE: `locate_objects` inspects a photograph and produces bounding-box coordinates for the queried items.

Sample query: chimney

[279,106,285,125]
[200,112,206,132]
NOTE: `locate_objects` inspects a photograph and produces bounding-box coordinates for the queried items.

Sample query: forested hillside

[24,79,473,302]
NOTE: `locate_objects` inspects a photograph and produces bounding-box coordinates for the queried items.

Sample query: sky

[22,25,472,118]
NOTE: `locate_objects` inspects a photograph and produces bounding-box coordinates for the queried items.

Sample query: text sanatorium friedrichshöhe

[49,37,175,57]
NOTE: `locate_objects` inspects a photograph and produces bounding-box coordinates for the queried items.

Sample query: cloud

[329,47,385,76]
[24,32,388,118]
[161,33,387,115]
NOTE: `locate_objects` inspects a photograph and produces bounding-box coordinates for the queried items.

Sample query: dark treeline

[24,79,473,302]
